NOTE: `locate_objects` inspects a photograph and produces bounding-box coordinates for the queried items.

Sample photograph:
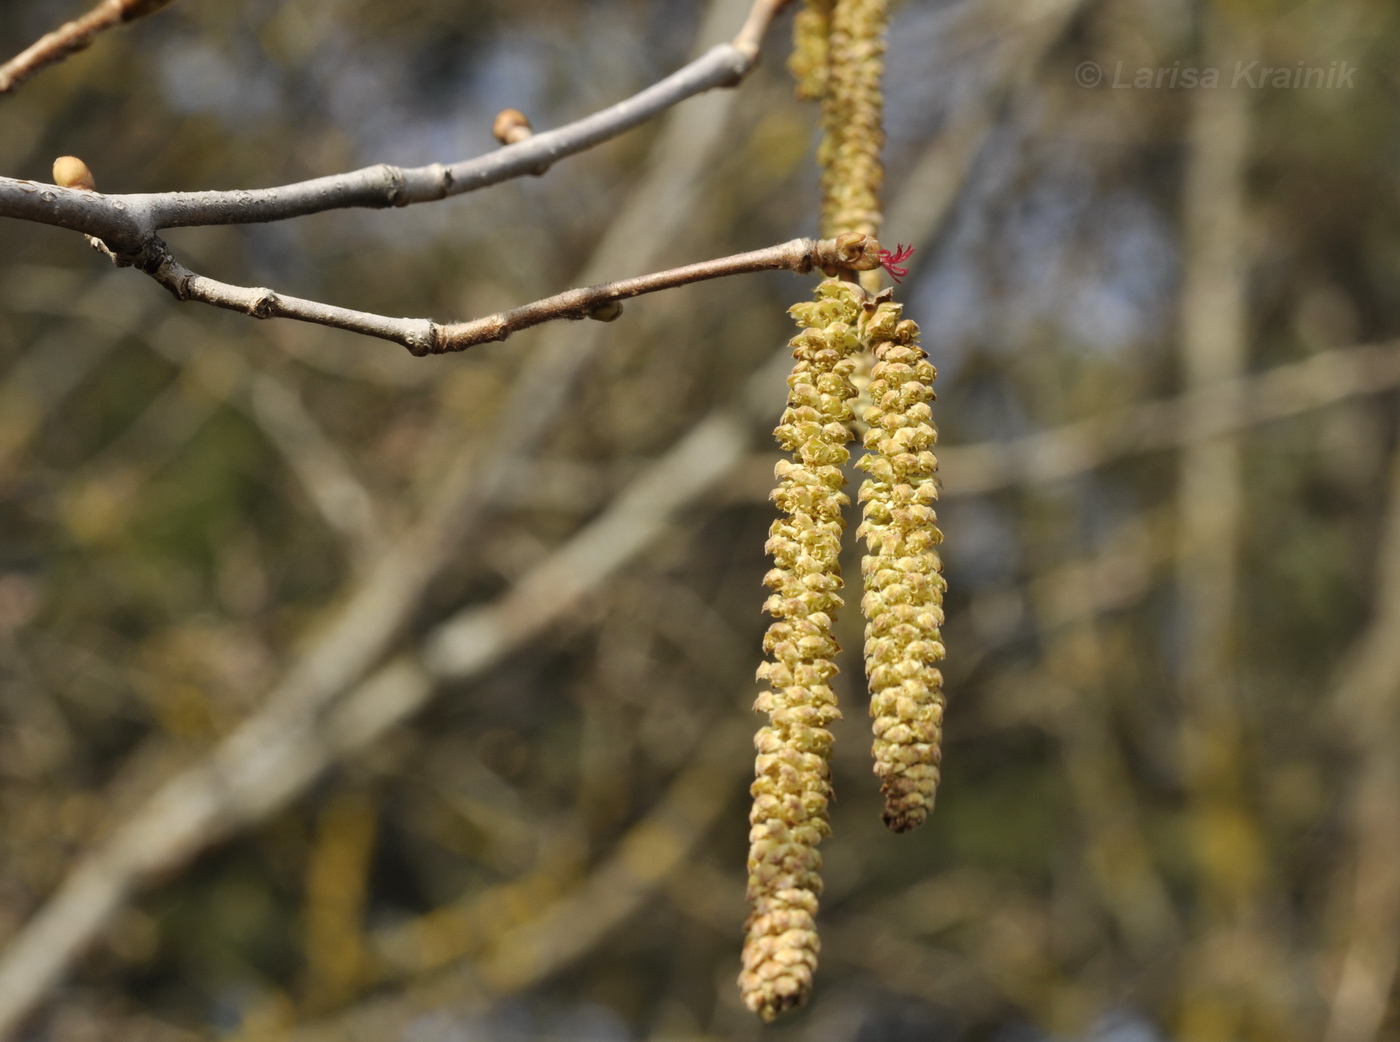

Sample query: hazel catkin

[739,278,864,1020]
[855,300,945,833]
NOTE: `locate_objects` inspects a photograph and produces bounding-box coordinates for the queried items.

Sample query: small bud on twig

[492,108,533,145]
[820,230,881,275]
[587,300,624,322]
[52,155,95,191]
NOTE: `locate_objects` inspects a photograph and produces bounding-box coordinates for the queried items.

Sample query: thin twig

[0,0,175,95]
[0,0,783,252]
[131,235,880,354]
[247,373,386,565]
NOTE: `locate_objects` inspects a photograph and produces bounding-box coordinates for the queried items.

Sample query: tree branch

[0,0,175,95]
[129,234,884,354]
[0,0,786,252]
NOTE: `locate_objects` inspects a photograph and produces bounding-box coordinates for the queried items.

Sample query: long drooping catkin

[855,296,945,833]
[739,278,863,1021]
[820,0,887,240]
[789,0,834,101]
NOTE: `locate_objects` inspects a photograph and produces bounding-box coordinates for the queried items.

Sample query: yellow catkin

[855,298,945,833]
[789,0,834,101]
[740,279,863,1021]
[819,0,888,240]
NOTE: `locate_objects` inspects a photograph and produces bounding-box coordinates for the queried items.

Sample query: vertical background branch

[1172,17,1281,1042]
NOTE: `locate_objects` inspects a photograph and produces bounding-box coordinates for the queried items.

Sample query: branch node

[378,164,409,207]
[427,163,454,196]
[731,0,790,65]
[405,323,439,357]
[248,290,278,319]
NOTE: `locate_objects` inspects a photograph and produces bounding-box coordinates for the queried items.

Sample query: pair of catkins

[739,276,946,1020]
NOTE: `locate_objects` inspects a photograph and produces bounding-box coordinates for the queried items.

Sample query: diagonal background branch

[0,0,176,95]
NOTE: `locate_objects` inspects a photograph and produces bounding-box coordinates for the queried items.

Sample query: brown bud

[587,300,624,323]
[833,231,882,271]
[52,156,96,191]
[492,108,533,145]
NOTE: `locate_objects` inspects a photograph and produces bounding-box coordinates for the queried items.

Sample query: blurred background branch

[0,0,175,94]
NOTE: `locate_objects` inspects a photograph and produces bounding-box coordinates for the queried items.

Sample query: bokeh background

[2,0,1400,1039]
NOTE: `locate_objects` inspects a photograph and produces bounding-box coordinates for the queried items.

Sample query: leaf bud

[492,108,534,145]
[52,156,95,191]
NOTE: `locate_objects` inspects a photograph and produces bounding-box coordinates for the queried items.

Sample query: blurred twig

[0,0,176,95]
[1172,37,1295,1042]
[247,373,386,565]
[301,791,379,1012]
[938,340,1400,495]
[284,717,750,1042]
[142,318,386,568]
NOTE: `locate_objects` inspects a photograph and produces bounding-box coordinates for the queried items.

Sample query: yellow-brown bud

[492,108,533,145]
[52,156,95,191]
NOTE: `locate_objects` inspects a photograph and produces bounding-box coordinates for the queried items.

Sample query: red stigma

[878,242,915,283]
